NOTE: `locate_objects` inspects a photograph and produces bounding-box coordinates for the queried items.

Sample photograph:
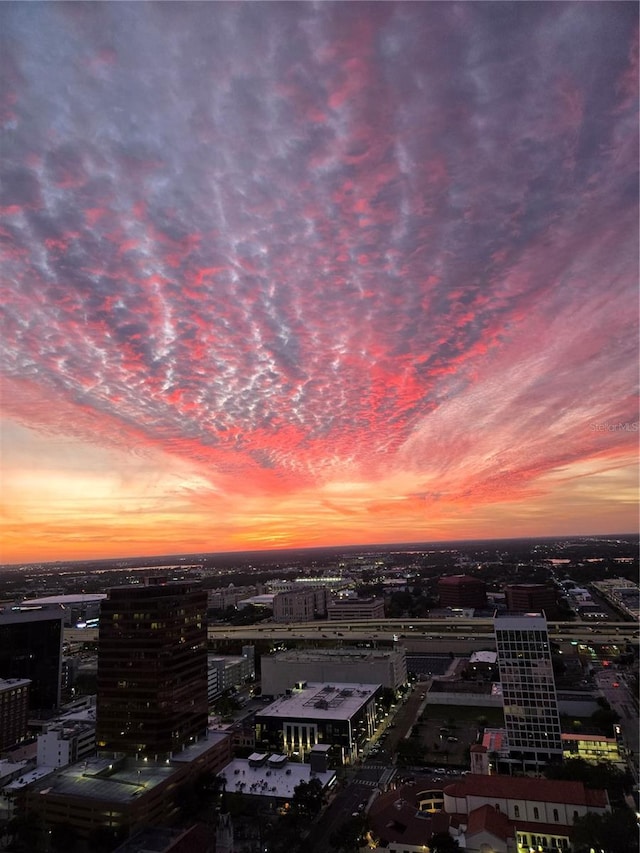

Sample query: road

[63,618,638,648]
[594,667,639,780]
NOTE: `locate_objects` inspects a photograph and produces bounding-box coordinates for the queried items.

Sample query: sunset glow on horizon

[1,2,638,564]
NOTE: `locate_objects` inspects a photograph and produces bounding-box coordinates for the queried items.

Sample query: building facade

[326,597,385,621]
[494,614,563,766]
[272,589,316,623]
[437,575,487,609]
[19,733,232,841]
[0,678,30,752]
[255,682,382,763]
[0,605,64,711]
[96,579,208,758]
[443,774,609,853]
[261,647,407,696]
[505,584,559,618]
[207,647,255,703]
[37,722,96,767]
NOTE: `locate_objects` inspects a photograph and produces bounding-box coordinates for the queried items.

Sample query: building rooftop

[268,648,402,662]
[443,774,609,807]
[466,804,513,841]
[367,783,451,848]
[0,677,31,690]
[20,733,230,804]
[21,594,107,606]
[219,755,335,800]
[469,651,497,665]
[170,731,230,763]
[256,682,380,722]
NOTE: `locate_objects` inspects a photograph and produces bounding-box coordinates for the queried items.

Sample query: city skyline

[1,3,638,564]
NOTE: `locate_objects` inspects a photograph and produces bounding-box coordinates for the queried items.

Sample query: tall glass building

[0,605,64,710]
[97,579,208,759]
[495,613,563,767]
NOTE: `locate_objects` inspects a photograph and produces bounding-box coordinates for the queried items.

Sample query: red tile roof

[443,774,608,807]
[466,804,513,841]
[367,783,450,847]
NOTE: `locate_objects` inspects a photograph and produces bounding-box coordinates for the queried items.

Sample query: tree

[544,758,632,805]
[329,815,366,852]
[428,831,460,852]
[572,809,639,853]
[590,705,621,737]
[291,777,323,818]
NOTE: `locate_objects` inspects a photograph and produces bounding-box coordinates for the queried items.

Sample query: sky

[1,2,638,565]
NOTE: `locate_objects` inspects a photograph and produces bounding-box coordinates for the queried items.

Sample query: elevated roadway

[63,619,637,650]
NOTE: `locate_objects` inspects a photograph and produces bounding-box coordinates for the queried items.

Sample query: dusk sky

[1,2,638,564]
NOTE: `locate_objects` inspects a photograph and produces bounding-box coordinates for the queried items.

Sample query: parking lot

[412,703,505,767]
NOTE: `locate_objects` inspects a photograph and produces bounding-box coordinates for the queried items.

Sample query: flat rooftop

[220,756,335,800]
[269,648,402,662]
[22,733,229,804]
[257,682,380,722]
[22,594,106,605]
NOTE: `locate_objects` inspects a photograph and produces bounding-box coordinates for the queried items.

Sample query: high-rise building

[505,584,559,618]
[0,678,30,751]
[0,605,64,710]
[96,579,208,759]
[437,575,487,609]
[494,614,563,766]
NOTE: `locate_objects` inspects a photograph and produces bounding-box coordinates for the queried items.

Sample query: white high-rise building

[495,614,563,767]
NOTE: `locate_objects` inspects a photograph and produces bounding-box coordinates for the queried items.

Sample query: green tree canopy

[428,831,460,852]
[544,758,632,804]
[572,809,639,853]
[291,777,324,817]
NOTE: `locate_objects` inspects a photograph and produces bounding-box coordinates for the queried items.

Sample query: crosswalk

[354,778,379,787]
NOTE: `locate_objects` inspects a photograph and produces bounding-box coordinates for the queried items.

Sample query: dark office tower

[0,605,64,711]
[437,574,487,609]
[495,614,563,768]
[96,579,208,759]
[505,583,560,618]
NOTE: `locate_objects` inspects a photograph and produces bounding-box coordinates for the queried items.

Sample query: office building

[219,751,336,806]
[96,579,208,758]
[0,678,30,752]
[272,588,316,622]
[327,597,385,621]
[261,647,407,696]
[494,614,563,766]
[255,682,382,763]
[20,594,106,628]
[19,733,232,842]
[0,605,64,710]
[505,584,559,618]
[36,722,95,767]
[437,575,487,609]
[207,647,255,703]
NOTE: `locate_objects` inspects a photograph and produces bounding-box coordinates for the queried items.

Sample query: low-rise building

[219,751,336,806]
[208,585,258,612]
[255,682,382,763]
[326,597,385,621]
[561,733,625,767]
[261,647,407,696]
[36,722,96,768]
[443,774,610,852]
[17,731,232,841]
